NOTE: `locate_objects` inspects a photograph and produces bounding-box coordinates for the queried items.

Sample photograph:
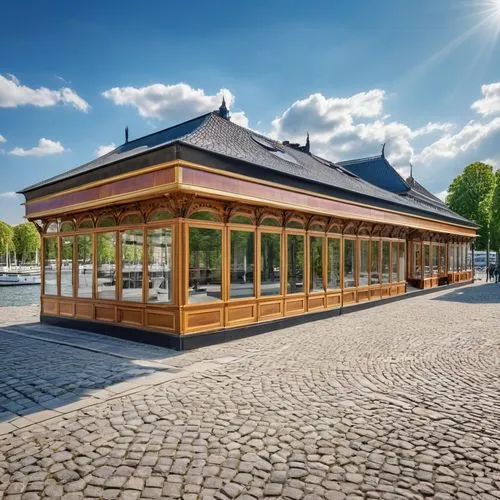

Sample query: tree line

[446,162,500,252]
[0,220,40,265]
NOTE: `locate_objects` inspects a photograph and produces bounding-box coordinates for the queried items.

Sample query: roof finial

[218,96,230,120]
[409,161,413,179]
[305,132,310,154]
[125,126,129,143]
[381,142,386,157]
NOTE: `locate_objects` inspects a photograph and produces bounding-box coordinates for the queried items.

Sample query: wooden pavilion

[19,102,476,349]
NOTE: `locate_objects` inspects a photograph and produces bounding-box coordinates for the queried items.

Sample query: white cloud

[415,118,500,164]
[95,143,116,157]
[471,83,500,116]
[410,122,454,138]
[483,157,500,169]
[0,134,5,143]
[102,82,247,126]
[434,190,448,202]
[0,191,18,198]
[9,138,66,157]
[0,74,89,112]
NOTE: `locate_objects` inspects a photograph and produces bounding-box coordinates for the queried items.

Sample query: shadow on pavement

[0,323,178,424]
[432,282,500,304]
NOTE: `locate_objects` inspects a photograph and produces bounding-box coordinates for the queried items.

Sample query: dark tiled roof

[21,114,211,192]
[338,155,410,194]
[20,111,475,228]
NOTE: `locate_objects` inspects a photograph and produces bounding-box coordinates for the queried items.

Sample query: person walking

[495,263,500,284]
[488,262,495,282]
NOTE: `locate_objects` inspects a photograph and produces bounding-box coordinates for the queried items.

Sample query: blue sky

[1,0,500,224]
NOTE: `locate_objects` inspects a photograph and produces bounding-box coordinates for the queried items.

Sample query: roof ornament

[304,132,310,154]
[218,96,230,120]
[125,126,129,143]
[409,161,413,179]
[381,142,386,158]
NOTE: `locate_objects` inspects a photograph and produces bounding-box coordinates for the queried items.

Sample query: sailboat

[0,244,41,286]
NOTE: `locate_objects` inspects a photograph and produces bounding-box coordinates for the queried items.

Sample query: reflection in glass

[310,236,323,292]
[261,218,280,227]
[370,240,380,285]
[454,244,459,272]
[260,233,280,296]
[399,242,406,281]
[230,215,252,224]
[79,219,93,229]
[344,239,356,288]
[287,234,304,293]
[230,230,254,299]
[121,230,144,302]
[359,240,369,286]
[77,234,93,298]
[189,227,222,303]
[439,245,445,275]
[286,220,303,229]
[97,232,117,300]
[412,242,421,278]
[327,238,340,289]
[432,245,439,275]
[190,211,218,221]
[381,241,390,283]
[150,210,172,222]
[121,214,143,225]
[44,237,58,295]
[61,236,74,297]
[391,241,399,282]
[448,245,454,272]
[60,221,75,232]
[147,228,172,303]
[97,216,116,228]
[424,244,431,277]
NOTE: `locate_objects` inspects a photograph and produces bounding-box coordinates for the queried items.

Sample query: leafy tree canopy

[0,221,14,255]
[13,222,40,263]
[446,162,496,250]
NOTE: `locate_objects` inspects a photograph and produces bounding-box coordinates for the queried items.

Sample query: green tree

[446,162,496,250]
[13,222,40,264]
[0,221,14,258]
[490,169,500,252]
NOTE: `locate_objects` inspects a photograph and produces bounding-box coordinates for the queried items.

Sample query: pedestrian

[488,262,495,282]
[495,263,500,284]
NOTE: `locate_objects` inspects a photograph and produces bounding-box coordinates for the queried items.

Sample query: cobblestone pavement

[0,282,499,499]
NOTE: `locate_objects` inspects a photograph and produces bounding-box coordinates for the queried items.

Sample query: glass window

[60,236,74,297]
[381,241,390,283]
[121,214,143,225]
[43,237,58,295]
[46,222,58,233]
[411,242,421,278]
[121,230,144,302]
[466,243,471,270]
[97,216,116,228]
[391,241,399,282]
[399,242,406,281]
[79,219,93,229]
[189,211,218,221]
[230,215,253,224]
[439,245,446,275]
[189,227,222,303]
[287,234,304,293]
[344,239,356,288]
[286,220,304,229]
[97,232,117,300]
[359,240,369,286]
[370,240,380,285]
[77,234,93,298]
[309,223,324,232]
[454,244,459,272]
[261,217,280,227]
[149,210,173,222]
[230,230,255,299]
[260,232,281,296]
[327,238,341,289]
[424,244,431,277]
[432,245,439,276]
[147,228,172,304]
[462,244,466,271]
[60,221,75,232]
[309,236,323,292]
[448,245,454,272]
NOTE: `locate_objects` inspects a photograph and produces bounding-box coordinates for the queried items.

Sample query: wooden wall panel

[75,302,93,319]
[42,298,58,315]
[380,286,390,298]
[326,293,341,308]
[118,308,143,327]
[59,301,75,317]
[146,311,176,331]
[343,290,356,305]
[285,297,306,316]
[95,305,116,322]
[307,295,325,311]
[370,288,381,300]
[357,289,370,302]
[258,300,283,320]
[185,307,223,333]
[226,303,257,327]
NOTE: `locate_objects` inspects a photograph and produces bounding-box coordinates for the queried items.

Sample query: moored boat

[0,272,41,286]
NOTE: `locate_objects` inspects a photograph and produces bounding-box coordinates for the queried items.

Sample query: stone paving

[0,281,499,499]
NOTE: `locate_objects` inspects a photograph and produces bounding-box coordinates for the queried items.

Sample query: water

[0,285,40,307]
